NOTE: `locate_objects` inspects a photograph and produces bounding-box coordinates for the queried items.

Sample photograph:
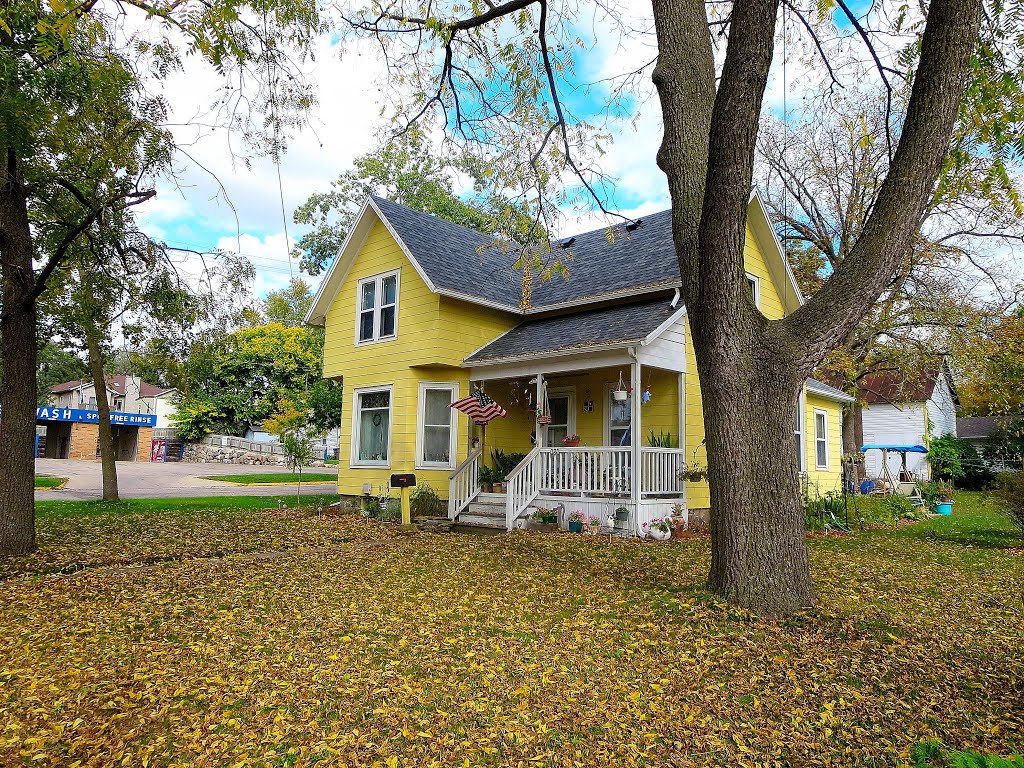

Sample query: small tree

[263,403,321,511]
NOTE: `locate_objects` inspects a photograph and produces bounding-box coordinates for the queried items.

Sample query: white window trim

[795,392,806,473]
[354,268,400,346]
[814,407,829,470]
[350,384,394,468]
[603,382,630,447]
[746,272,761,308]
[416,381,459,470]
[545,387,576,446]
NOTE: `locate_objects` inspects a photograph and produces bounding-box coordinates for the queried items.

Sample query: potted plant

[612,372,629,402]
[670,504,687,538]
[613,505,629,525]
[566,510,585,533]
[478,464,497,493]
[936,480,954,515]
[644,517,672,541]
[586,515,601,535]
[532,505,558,525]
[562,434,581,448]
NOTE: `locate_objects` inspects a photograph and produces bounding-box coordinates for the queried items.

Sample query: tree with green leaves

[34,343,86,405]
[1,0,320,553]
[174,323,341,441]
[337,0,1014,613]
[293,128,538,275]
[957,308,1024,416]
[262,279,316,327]
[263,401,322,509]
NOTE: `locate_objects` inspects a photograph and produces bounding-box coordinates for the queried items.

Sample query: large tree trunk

[842,402,864,483]
[84,326,119,501]
[0,149,38,554]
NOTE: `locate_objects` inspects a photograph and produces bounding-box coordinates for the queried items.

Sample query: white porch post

[535,373,545,448]
[630,356,642,516]
[678,371,687,508]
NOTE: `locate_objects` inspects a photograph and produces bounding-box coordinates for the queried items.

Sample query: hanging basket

[612,371,629,401]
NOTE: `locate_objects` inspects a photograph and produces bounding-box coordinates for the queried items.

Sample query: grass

[202,472,339,484]
[33,474,67,490]
[0,492,1021,767]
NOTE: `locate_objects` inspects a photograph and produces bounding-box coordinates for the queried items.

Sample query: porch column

[630,357,641,513]
[535,373,545,448]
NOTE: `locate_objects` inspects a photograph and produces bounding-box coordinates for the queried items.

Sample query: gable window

[352,386,392,466]
[814,409,829,469]
[746,273,760,308]
[794,395,805,472]
[356,270,399,344]
[417,383,458,468]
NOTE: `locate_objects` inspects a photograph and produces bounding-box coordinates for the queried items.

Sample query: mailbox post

[390,473,416,526]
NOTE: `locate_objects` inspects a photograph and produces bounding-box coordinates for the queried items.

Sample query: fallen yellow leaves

[0,498,1020,766]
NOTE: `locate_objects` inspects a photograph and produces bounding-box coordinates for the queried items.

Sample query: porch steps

[456,493,507,529]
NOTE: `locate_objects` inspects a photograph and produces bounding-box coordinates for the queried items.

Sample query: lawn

[33,474,67,490]
[203,472,339,485]
[0,493,1021,767]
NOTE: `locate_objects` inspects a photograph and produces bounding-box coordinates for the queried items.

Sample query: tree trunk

[84,326,119,501]
[0,148,38,554]
[694,319,814,614]
[842,402,864,483]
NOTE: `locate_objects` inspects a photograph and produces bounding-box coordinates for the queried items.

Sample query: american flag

[449,389,508,425]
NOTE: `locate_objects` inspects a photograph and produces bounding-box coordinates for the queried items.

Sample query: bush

[803,490,848,531]
[361,495,382,518]
[881,493,920,523]
[928,434,995,491]
[410,482,444,518]
[380,498,402,523]
[992,472,1024,531]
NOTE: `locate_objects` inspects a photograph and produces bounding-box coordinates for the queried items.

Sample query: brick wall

[136,427,153,463]
[69,423,99,460]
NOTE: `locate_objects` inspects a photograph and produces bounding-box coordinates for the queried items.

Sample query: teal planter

[568,521,583,533]
[936,501,953,516]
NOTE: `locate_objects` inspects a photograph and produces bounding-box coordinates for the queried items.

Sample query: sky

[133,1,879,302]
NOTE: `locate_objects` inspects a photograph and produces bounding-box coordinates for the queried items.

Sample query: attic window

[356,269,399,344]
[557,236,576,248]
[625,219,642,232]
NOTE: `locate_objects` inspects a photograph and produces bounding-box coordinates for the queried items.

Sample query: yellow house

[305,193,853,533]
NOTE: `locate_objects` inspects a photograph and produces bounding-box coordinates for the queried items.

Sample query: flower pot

[481,482,493,493]
[541,514,557,525]
[492,482,504,494]
[649,527,671,541]
[568,521,584,533]
[612,389,628,402]
[671,518,688,538]
[936,501,953,516]
[563,438,581,447]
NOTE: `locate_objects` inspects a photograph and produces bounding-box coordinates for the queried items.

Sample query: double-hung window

[814,409,829,469]
[417,383,458,468]
[357,270,399,344]
[352,387,392,466]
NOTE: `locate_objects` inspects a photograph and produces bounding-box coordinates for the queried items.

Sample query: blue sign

[35,406,157,427]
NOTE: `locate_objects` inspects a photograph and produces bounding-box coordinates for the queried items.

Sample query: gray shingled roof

[465,299,678,364]
[372,196,678,310]
[956,415,1021,440]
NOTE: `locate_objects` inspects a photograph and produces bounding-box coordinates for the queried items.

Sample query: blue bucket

[936,502,953,516]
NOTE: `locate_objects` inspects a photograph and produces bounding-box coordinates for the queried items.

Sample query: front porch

[448,349,691,534]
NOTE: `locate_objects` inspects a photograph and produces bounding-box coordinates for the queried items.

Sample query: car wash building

[36,406,156,462]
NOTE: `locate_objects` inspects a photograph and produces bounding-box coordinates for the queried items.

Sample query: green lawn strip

[33,474,68,490]
[201,472,339,485]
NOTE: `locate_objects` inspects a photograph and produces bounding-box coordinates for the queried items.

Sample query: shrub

[410,482,444,518]
[380,498,402,523]
[881,493,920,523]
[917,481,940,511]
[361,495,382,518]
[803,490,848,531]
[928,434,995,490]
[992,472,1024,531]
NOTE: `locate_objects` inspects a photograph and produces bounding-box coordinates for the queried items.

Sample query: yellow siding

[805,394,844,493]
[323,220,521,496]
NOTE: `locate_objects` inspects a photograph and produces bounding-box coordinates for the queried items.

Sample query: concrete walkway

[35,459,339,500]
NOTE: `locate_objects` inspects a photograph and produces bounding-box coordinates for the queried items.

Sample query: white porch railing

[448,447,482,520]
[505,447,541,530]
[537,446,632,495]
[640,447,687,496]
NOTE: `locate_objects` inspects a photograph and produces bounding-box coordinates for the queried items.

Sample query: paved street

[35,459,339,500]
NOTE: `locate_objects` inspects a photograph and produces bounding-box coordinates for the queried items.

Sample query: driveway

[35,459,339,500]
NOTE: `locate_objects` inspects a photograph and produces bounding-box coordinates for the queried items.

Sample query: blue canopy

[860,443,928,454]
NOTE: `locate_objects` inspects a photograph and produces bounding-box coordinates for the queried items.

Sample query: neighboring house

[305,193,853,532]
[957,415,1023,471]
[49,374,176,421]
[859,365,958,480]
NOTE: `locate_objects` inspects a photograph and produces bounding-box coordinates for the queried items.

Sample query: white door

[545,392,575,447]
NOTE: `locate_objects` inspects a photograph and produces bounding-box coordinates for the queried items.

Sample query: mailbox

[390,473,416,489]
